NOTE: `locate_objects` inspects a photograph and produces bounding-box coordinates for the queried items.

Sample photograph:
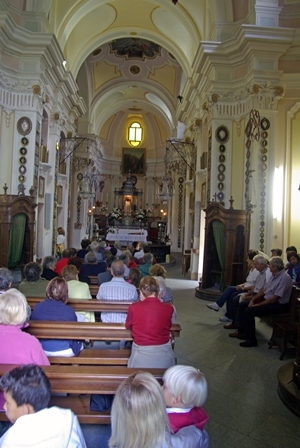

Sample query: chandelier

[156,147,174,202]
[157,175,173,202]
[78,173,96,200]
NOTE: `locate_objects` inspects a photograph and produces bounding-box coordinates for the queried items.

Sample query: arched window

[128,122,143,146]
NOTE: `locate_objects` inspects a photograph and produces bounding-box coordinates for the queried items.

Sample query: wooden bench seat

[268,286,300,359]
[49,349,131,365]
[25,321,181,349]
[27,297,132,313]
[0,364,165,424]
[49,395,111,424]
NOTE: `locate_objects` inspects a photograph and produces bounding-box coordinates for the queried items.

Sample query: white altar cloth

[106,229,148,242]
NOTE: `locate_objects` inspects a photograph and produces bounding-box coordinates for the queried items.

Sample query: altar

[106,228,148,243]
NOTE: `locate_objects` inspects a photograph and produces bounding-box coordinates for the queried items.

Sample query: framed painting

[122,148,145,175]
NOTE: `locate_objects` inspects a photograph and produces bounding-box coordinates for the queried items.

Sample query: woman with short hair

[19,262,49,297]
[126,276,175,368]
[0,288,49,410]
[31,277,82,357]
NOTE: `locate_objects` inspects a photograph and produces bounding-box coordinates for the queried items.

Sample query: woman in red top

[125,276,175,368]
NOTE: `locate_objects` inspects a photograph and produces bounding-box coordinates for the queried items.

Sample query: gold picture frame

[122,148,145,175]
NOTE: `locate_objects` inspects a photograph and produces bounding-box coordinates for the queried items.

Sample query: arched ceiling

[45,0,237,162]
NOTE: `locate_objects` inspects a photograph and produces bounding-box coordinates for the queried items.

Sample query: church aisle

[167,255,300,448]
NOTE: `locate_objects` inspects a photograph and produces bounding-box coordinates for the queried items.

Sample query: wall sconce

[128,122,143,146]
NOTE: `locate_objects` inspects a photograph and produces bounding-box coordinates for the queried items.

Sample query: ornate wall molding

[201,82,285,122]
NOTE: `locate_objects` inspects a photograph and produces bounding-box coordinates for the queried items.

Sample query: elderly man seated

[225,255,272,330]
[231,256,292,348]
[81,252,106,276]
[96,260,138,323]
[84,241,103,263]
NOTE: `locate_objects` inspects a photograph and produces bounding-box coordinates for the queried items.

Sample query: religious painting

[110,38,161,60]
[122,148,145,175]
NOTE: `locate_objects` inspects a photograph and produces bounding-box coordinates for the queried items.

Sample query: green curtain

[212,220,226,291]
[8,213,27,268]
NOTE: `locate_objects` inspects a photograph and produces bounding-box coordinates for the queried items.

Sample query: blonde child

[162,365,209,434]
[109,371,209,448]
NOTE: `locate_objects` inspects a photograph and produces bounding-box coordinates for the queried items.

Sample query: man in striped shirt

[96,260,138,323]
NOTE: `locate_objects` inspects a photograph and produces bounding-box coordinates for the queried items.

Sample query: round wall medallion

[218,163,226,173]
[218,182,224,190]
[262,131,268,139]
[217,173,225,182]
[21,137,29,146]
[261,148,268,154]
[217,192,224,200]
[18,175,25,182]
[215,125,229,143]
[262,140,268,147]
[19,165,26,174]
[20,147,27,155]
[219,144,225,152]
[77,173,83,181]
[219,154,225,163]
[130,65,141,75]
[262,155,267,162]
[19,156,27,164]
[178,177,184,184]
[261,117,270,130]
[17,117,32,135]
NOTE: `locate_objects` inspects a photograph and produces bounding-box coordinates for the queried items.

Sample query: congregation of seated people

[2,239,298,446]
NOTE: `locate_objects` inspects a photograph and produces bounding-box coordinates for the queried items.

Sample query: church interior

[0,0,300,446]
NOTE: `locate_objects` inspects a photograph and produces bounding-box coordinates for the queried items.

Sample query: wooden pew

[87,276,99,297]
[25,321,182,348]
[49,349,131,366]
[0,364,165,424]
[27,297,131,313]
[268,286,300,359]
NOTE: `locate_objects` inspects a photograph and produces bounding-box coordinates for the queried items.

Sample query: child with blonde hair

[162,365,209,434]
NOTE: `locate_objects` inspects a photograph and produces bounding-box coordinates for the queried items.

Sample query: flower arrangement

[134,209,146,221]
[100,205,108,214]
[109,208,123,220]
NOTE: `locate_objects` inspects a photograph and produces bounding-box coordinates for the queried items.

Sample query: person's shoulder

[166,426,209,448]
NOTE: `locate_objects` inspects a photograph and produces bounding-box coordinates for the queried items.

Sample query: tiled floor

[168,255,300,448]
[82,254,300,447]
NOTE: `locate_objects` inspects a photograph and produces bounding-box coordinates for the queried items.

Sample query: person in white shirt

[0,364,86,448]
[206,249,260,322]
[96,260,138,323]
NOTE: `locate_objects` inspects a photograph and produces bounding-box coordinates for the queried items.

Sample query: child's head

[57,227,65,235]
[162,365,207,409]
[109,372,168,448]
[0,364,51,423]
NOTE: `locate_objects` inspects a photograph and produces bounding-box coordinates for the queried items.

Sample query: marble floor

[82,254,300,448]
